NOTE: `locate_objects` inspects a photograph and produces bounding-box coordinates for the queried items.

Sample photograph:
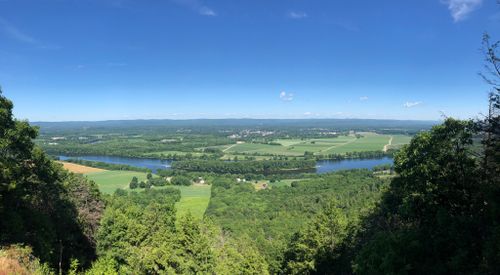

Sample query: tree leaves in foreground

[0,89,104,272]
[92,188,269,274]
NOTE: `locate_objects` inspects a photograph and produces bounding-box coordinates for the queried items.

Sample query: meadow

[85,170,151,194]
[59,161,211,219]
[212,133,408,157]
[388,135,413,150]
[86,170,210,219]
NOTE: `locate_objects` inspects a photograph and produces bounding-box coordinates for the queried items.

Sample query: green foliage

[351,119,497,274]
[172,159,317,174]
[214,234,270,275]
[0,90,103,271]
[206,170,389,272]
[147,177,168,187]
[282,201,347,274]
[96,189,180,271]
[129,177,138,189]
[171,175,193,186]
[93,188,268,274]
[85,257,118,275]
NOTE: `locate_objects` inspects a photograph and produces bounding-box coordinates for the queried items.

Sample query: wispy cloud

[403,101,423,108]
[172,0,217,16]
[199,6,216,16]
[442,0,482,22]
[0,17,37,44]
[288,11,308,19]
[359,96,369,101]
[280,91,294,101]
[0,16,60,49]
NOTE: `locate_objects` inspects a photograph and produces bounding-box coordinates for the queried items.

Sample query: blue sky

[0,0,498,121]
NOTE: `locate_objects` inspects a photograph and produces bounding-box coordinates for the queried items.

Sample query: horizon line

[30,117,441,123]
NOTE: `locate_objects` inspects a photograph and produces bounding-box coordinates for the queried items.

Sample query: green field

[85,170,211,219]
[172,185,211,219]
[388,135,413,150]
[212,134,397,157]
[85,170,152,194]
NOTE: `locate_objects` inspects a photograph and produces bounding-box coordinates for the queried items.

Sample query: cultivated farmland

[212,133,400,157]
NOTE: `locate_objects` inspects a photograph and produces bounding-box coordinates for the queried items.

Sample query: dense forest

[205,170,389,272]
[172,159,317,174]
[1,35,499,274]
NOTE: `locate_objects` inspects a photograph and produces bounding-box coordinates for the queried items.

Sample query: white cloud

[0,17,60,49]
[403,101,423,108]
[0,17,37,44]
[442,0,482,22]
[279,91,294,101]
[304,112,312,116]
[172,0,217,16]
[288,11,308,19]
[199,7,216,16]
[359,96,369,101]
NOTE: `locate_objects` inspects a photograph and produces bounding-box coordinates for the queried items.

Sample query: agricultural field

[84,169,211,219]
[211,133,401,157]
[172,185,211,219]
[387,135,413,150]
[85,170,152,194]
[57,161,105,174]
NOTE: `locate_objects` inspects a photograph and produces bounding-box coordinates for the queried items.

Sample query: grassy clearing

[324,135,390,154]
[85,170,211,219]
[388,135,413,150]
[171,185,211,219]
[253,178,305,190]
[85,170,151,194]
[225,143,302,156]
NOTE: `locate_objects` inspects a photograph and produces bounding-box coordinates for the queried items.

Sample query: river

[58,155,393,174]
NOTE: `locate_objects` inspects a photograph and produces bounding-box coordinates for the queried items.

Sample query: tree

[353,119,490,274]
[282,200,347,274]
[171,176,192,186]
[0,89,101,271]
[477,32,500,274]
[478,33,500,186]
[146,173,153,181]
[129,177,138,189]
[85,257,118,275]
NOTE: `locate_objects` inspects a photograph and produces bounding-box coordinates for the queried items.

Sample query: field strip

[383,136,393,152]
[57,161,106,174]
[222,143,239,152]
[321,138,357,154]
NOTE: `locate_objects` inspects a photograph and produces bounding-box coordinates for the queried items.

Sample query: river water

[58,155,393,174]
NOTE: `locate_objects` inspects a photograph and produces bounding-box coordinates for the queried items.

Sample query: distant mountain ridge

[32,118,438,131]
